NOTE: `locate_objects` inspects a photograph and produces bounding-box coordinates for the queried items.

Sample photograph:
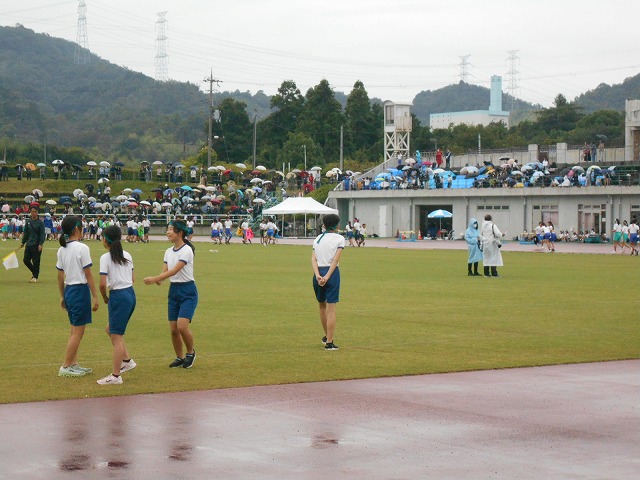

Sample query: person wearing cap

[22,206,46,283]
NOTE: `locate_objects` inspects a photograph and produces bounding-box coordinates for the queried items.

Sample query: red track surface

[1,360,637,479]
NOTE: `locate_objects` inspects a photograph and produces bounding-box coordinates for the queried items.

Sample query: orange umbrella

[25,163,37,171]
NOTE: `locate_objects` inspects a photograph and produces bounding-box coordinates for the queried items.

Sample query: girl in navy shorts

[97,225,137,385]
[56,216,100,377]
[144,220,198,368]
[311,214,345,351]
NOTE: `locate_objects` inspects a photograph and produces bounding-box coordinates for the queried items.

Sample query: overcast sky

[2,0,638,107]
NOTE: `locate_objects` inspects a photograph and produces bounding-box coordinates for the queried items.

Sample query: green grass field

[0,239,638,404]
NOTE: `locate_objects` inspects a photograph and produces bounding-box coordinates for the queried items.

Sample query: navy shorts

[630,233,638,244]
[168,281,198,321]
[64,283,92,326]
[108,287,136,335]
[313,266,340,304]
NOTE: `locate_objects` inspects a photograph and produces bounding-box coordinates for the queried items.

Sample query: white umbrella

[87,196,96,202]
[98,177,109,183]
[275,171,285,177]
[24,195,35,203]
[46,199,57,205]
[235,163,247,170]
[325,171,336,178]
[404,158,416,165]
[52,159,64,165]
[572,165,585,173]
[86,161,97,166]
[99,161,110,167]
[250,178,263,184]
[140,200,151,206]
[217,165,227,171]
[252,198,266,204]
[123,188,133,194]
[153,201,162,209]
[262,180,272,185]
[310,166,322,172]
[255,165,267,171]
[207,166,218,172]
[152,160,163,165]
[205,186,217,192]
[330,167,341,174]
[161,202,172,208]
[197,184,207,189]
[379,181,390,188]
[73,188,84,197]
[116,195,127,202]
[32,188,43,197]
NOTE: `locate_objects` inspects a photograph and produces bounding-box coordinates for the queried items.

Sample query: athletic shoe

[325,342,339,351]
[71,364,92,374]
[29,277,38,283]
[97,374,123,385]
[169,357,184,368]
[183,351,196,369]
[120,359,137,373]
[322,336,327,345]
[58,366,85,377]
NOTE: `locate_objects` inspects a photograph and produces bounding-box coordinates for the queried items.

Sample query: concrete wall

[329,186,640,240]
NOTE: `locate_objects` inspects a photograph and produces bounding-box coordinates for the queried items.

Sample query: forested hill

[0,25,272,159]
[574,74,640,112]
[411,82,536,125]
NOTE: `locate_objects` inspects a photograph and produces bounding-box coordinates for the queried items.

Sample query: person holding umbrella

[22,205,46,283]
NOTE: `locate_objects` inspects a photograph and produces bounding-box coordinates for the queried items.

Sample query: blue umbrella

[132,188,143,194]
[427,209,453,231]
[180,185,193,191]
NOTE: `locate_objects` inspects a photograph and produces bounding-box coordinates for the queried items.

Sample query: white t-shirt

[56,241,92,285]
[313,231,345,267]
[100,251,133,290]
[164,244,195,283]
[224,219,233,230]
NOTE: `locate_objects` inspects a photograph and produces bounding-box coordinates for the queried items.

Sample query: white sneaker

[97,374,123,385]
[29,277,38,283]
[59,366,85,377]
[120,359,137,373]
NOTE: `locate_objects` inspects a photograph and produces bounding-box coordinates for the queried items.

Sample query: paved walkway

[1,360,637,479]
[159,234,621,255]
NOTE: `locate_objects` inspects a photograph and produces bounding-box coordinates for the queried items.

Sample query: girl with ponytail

[56,215,99,377]
[144,219,198,369]
[96,225,137,385]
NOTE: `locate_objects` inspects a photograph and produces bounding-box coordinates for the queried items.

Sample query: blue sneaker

[183,351,196,368]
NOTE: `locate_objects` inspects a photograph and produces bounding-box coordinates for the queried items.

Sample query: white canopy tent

[262,197,338,237]
[262,197,338,215]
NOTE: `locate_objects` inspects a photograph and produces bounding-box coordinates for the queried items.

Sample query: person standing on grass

[311,214,345,351]
[480,214,504,278]
[629,218,639,256]
[96,225,137,385]
[56,215,100,377]
[464,218,483,276]
[22,206,46,283]
[143,220,198,369]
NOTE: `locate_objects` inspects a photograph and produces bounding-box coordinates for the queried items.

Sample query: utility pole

[74,0,89,65]
[203,70,222,168]
[155,12,169,81]
[458,54,471,83]
[303,144,307,171]
[506,50,519,112]
[339,126,344,172]
[252,110,257,169]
